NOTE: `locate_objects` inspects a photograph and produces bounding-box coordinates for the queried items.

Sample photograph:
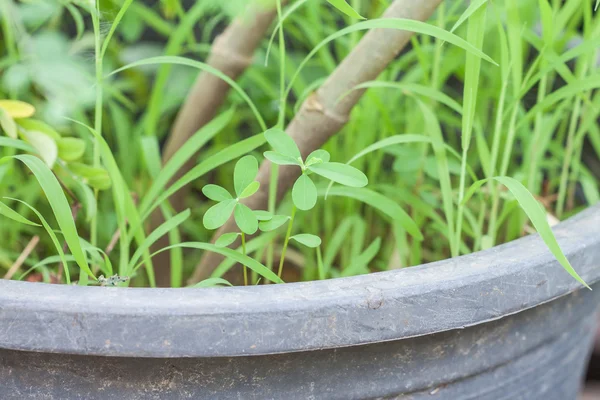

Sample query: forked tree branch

[190,0,444,284]
[151,2,280,286]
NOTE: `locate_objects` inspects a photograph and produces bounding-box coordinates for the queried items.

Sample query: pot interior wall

[1,285,597,400]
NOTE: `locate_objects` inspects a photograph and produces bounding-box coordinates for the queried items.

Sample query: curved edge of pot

[0,204,599,358]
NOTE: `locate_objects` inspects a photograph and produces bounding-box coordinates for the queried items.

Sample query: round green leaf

[259,215,290,231]
[234,155,258,197]
[234,203,258,234]
[306,149,330,165]
[264,128,301,159]
[292,174,317,211]
[309,162,368,187]
[202,184,232,201]
[215,232,241,248]
[291,234,322,248]
[254,210,273,221]
[57,137,86,162]
[240,181,260,199]
[264,151,302,166]
[203,199,237,230]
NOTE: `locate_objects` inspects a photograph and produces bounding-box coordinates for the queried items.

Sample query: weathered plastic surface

[0,205,599,399]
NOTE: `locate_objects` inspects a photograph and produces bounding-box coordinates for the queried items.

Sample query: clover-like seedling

[97,274,129,286]
[202,155,262,235]
[202,155,266,285]
[263,128,368,211]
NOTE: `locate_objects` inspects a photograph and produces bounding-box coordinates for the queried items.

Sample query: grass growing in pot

[0,0,598,288]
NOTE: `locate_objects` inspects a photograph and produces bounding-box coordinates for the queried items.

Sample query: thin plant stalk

[88,2,104,286]
[242,232,248,286]
[278,205,296,279]
[316,245,324,280]
[266,0,287,283]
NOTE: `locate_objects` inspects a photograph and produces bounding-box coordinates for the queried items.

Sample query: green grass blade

[347,82,463,114]
[143,242,284,284]
[8,198,72,284]
[417,101,456,255]
[449,0,489,34]
[100,0,135,59]
[146,133,266,220]
[192,277,233,288]
[0,199,40,226]
[0,137,36,153]
[341,237,381,277]
[128,209,191,273]
[70,119,155,286]
[321,187,423,241]
[4,155,93,279]
[139,108,234,215]
[109,56,266,131]
[286,17,497,99]
[326,0,364,19]
[463,177,589,289]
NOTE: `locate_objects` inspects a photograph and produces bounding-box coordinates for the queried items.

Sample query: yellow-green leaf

[69,162,112,190]
[0,100,35,118]
[16,118,61,140]
[58,137,86,162]
[0,108,17,138]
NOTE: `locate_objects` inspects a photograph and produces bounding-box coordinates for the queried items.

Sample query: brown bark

[190,0,444,284]
[151,3,279,287]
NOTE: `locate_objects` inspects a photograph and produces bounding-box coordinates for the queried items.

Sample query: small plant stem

[526,74,548,191]
[241,232,248,286]
[0,1,16,60]
[488,105,519,244]
[90,3,103,252]
[316,246,325,280]
[556,96,583,218]
[278,205,296,279]
[454,150,468,255]
[276,0,286,127]
[263,0,287,285]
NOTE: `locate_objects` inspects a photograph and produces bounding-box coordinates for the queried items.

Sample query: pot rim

[1,204,599,358]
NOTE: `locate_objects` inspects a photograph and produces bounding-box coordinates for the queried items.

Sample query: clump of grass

[0,0,598,288]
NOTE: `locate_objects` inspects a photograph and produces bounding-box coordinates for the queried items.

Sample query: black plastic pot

[1,205,600,399]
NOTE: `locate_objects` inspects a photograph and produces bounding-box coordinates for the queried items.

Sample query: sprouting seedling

[97,274,129,286]
[263,128,368,278]
[202,155,262,285]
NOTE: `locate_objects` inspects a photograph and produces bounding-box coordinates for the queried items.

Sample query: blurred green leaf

[203,199,237,230]
[240,181,260,199]
[57,137,85,162]
[21,130,57,167]
[4,155,93,279]
[215,232,240,248]
[291,233,322,248]
[326,0,365,19]
[0,108,17,138]
[309,162,368,187]
[293,174,317,210]
[264,128,301,159]
[259,215,289,231]
[234,203,258,235]
[264,151,302,166]
[234,155,258,198]
[202,184,232,202]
